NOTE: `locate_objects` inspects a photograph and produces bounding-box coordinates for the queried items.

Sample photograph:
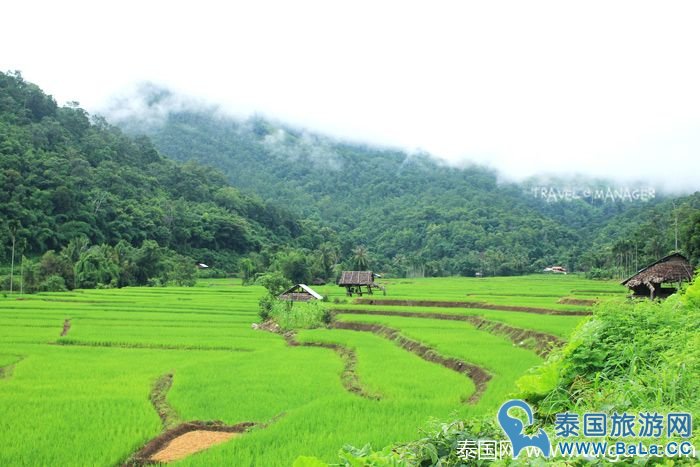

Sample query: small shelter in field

[621,253,694,299]
[543,266,567,274]
[278,284,324,302]
[338,271,384,296]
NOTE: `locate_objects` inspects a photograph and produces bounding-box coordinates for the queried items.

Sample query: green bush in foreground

[517,282,700,420]
[294,419,506,466]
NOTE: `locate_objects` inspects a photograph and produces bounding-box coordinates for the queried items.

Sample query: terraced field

[0,275,626,465]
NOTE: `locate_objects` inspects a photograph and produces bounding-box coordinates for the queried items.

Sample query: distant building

[621,253,694,299]
[543,266,567,274]
[278,284,324,302]
[338,271,384,296]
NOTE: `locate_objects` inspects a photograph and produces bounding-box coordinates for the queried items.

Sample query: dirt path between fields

[150,373,181,429]
[354,298,592,316]
[333,309,564,357]
[557,298,598,306]
[60,319,71,336]
[52,340,252,351]
[330,321,491,404]
[124,373,263,465]
[0,357,24,380]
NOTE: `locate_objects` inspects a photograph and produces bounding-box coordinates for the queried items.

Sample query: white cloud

[2,0,699,191]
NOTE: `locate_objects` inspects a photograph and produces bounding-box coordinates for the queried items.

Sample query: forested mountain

[2,73,696,287]
[112,85,700,277]
[0,71,305,285]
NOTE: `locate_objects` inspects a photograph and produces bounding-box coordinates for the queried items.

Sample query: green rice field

[0,274,627,466]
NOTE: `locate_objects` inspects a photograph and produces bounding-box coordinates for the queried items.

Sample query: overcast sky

[3,1,700,191]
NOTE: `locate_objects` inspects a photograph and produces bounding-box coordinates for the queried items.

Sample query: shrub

[295,418,504,466]
[255,271,292,296]
[517,280,700,419]
[258,295,275,322]
[38,274,67,292]
[0,275,11,291]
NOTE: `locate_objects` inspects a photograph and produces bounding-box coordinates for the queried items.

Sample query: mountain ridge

[109,84,699,276]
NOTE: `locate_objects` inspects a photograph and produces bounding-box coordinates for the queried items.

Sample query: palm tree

[352,245,370,270]
[318,242,338,279]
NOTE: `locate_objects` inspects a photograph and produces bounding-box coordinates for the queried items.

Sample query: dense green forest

[0,71,309,289]
[113,85,700,277]
[2,73,699,289]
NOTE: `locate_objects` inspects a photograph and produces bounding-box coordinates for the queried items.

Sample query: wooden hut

[621,253,694,299]
[338,271,384,296]
[278,284,324,302]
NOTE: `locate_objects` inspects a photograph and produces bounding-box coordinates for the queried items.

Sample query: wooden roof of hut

[338,271,375,286]
[621,253,694,297]
[278,284,324,302]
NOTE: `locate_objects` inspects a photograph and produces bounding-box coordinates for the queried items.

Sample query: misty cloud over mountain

[104,83,695,195]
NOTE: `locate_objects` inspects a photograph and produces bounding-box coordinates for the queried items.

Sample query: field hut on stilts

[338,271,385,297]
[621,253,694,299]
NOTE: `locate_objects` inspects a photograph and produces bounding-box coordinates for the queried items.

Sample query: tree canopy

[113,86,700,277]
[0,71,306,277]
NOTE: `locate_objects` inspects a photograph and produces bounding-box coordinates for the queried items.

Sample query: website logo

[497,399,551,459]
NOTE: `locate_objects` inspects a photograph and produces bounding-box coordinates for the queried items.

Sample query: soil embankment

[330,321,491,404]
[334,309,564,357]
[354,298,592,316]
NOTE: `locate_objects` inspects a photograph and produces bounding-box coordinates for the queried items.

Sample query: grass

[0,275,624,465]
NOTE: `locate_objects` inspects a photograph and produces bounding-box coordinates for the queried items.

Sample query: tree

[256,271,292,296]
[317,242,338,280]
[75,245,119,288]
[163,254,197,286]
[240,258,257,285]
[38,251,74,289]
[276,250,311,284]
[8,223,17,294]
[352,246,370,270]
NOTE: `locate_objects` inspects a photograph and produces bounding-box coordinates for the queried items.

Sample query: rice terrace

[3,5,700,465]
[0,275,624,465]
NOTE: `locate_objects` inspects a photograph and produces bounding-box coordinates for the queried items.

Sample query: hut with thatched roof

[621,253,694,299]
[338,271,384,296]
[278,284,324,302]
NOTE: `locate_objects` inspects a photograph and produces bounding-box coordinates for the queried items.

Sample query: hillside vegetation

[0,71,305,281]
[112,85,700,277]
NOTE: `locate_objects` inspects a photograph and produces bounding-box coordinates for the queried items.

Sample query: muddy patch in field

[125,373,265,465]
[128,421,255,465]
[557,297,598,306]
[60,319,71,336]
[354,298,591,316]
[151,429,238,462]
[333,309,564,357]
[330,321,491,404]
